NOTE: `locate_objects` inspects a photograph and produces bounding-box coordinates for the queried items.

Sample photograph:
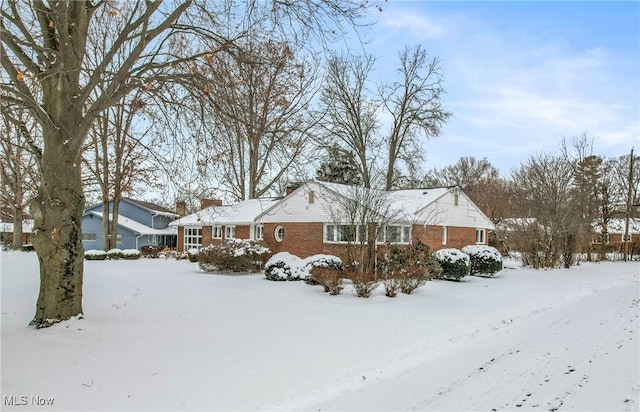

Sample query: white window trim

[212,225,222,239]
[382,225,411,244]
[254,224,264,240]
[442,226,447,245]
[184,227,203,250]
[324,223,364,244]
[325,224,411,244]
[225,225,236,239]
[274,225,285,243]
[475,228,486,244]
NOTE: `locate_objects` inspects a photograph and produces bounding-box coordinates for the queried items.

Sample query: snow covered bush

[121,249,141,260]
[198,240,270,273]
[106,248,123,260]
[264,252,303,281]
[187,248,199,263]
[462,245,503,277]
[84,249,107,260]
[434,248,470,281]
[302,254,343,283]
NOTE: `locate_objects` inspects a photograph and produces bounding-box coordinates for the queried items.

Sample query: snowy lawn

[1,251,638,411]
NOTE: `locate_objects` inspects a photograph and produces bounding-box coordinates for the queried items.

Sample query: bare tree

[381,45,451,190]
[0,0,372,328]
[197,35,320,201]
[319,53,380,188]
[423,156,509,221]
[511,153,581,268]
[82,90,160,250]
[0,108,39,249]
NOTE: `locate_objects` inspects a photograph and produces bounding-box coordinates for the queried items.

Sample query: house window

[82,233,97,241]
[274,225,285,243]
[623,234,633,243]
[442,226,447,245]
[592,234,609,244]
[254,224,264,240]
[212,226,222,239]
[384,225,411,244]
[107,234,123,244]
[184,227,202,250]
[308,191,315,204]
[225,226,236,239]
[325,224,363,243]
[475,228,486,244]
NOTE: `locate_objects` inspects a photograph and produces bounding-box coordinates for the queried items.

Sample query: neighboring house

[592,218,640,250]
[0,219,34,246]
[81,198,179,251]
[257,181,495,259]
[170,198,280,252]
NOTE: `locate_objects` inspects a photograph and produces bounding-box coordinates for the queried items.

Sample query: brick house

[169,198,280,252]
[256,181,495,260]
[592,218,640,253]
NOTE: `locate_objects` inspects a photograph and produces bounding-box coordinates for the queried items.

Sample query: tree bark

[11,205,23,250]
[30,127,85,328]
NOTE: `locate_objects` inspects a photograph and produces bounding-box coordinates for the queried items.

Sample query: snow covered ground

[1,251,638,411]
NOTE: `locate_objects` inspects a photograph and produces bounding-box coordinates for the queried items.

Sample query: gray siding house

[81,198,179,250]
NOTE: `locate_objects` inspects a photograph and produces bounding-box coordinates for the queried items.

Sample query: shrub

[434,248,470,281]
[380,241,440,294]
[187,248,199,262]
[302,254,343,283]
[264,252,303,281]
[85,249,107,260]
[461,245,503,277]
[199,239,270,273]
[121,249,141,260]
[349,271,378,298]
[106,248,123,260]
[312,267,343,295]
[381,273,402,297]
[140,245,162,258]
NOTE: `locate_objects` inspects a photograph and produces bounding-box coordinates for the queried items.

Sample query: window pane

[386,226,401,243]
[338,225,356,242]
[325,225,335,242]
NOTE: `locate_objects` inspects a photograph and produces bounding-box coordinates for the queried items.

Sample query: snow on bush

[300,254,343,280]
[264,253,343,282]
[121,249,141,260]
[198,240,270,273]
[84,249,107,260]
[187,248,199,262]
[106,248,123,260]
[264,252,303,281]
[434,248,470,281]
[462,245,503,277]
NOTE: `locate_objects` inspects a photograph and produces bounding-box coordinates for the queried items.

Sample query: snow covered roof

[313,181,454,219]
[0,219,34,233]
[87,211,177,236]
[169,198,281,227]
[593,218,640,234]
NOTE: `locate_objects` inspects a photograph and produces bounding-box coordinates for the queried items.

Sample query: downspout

[136,233,144,250]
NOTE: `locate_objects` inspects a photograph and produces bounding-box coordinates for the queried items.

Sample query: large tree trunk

[30,127,85,328]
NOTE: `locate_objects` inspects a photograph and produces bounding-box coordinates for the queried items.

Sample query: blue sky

[348,1,639,175]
